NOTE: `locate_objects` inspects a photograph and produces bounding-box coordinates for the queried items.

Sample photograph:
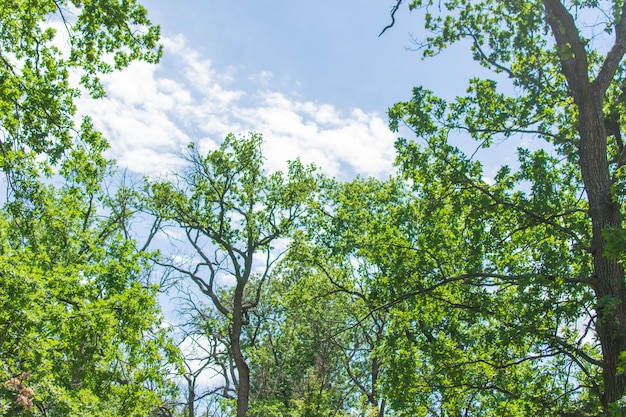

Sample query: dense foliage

[7,0,626,416]
[238,0,626,415]
[0,1,178,416]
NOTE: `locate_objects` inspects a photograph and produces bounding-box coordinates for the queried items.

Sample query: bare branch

[594,1,626,94]
[379,0,404,37]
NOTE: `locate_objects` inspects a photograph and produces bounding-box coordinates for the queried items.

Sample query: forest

[2,0,626,416]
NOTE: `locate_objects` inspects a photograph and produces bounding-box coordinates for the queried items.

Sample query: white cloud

[78,34,397,180]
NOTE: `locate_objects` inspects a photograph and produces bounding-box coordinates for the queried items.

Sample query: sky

[73,1,528,389]
[76,0,508,181]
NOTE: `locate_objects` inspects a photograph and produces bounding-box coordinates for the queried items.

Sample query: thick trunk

[543,1,626,407]
[371,356,384,417]
[231,282,250,417]
[232,327,250,417]
[578,94,626,411]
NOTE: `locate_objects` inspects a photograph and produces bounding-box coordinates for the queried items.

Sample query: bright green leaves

[246,265,362,416]
[59,118,112,193]
[147,133,317,255]
[390,77,571,155]
[256,184,395,415]
[410,0,554,84]
[0,0,160,183]
[0,185,179,417]
[71,0,161,75]
[377,0,619,412]
[389,86,446,136]
[0,1,176,415]
[362,76,594,414]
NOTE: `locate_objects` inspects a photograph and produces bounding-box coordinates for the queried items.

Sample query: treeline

[2,1,626,417]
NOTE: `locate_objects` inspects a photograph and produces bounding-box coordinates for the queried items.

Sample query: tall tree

[0,1,178,415]
[0,154,180,417]
[143,133,317,417]
[378,0,626,415]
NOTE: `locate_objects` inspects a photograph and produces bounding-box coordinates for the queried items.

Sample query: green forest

[3,0,626,416]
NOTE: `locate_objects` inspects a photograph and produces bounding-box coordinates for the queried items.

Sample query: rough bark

[543,0,626,410]
[582,93,626,411]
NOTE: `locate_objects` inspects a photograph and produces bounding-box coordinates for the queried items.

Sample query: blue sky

[77,1,512,180]
[146,1,431,110]
[75,1,528,387]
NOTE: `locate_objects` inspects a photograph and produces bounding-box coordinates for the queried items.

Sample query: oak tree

[0,1,178,415]
[378,0,626,414]
[143,133,317,417]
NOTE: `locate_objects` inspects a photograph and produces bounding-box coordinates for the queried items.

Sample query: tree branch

[594,0,626,95]
[542,0,590,103]
[379,0,404,37]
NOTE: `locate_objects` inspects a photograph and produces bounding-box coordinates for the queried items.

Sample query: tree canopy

[0,1,177,416]
[142,133,317,417]
[376,0,626,415]
[8,0,626,416]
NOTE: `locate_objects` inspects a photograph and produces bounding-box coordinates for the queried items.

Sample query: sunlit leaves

[0,0,160,181]
[372,0,626,413]
[0,183,179,416]
[0,1,178,415]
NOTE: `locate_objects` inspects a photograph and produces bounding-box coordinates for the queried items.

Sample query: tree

[143,133,317,417]
[173,287,237,417]
[244,270,350,417]
[376,0,626,414]
[245,246,381,417]
[344,145,592,415]
[0,162,180,417]
[0,0,160,178]
[291,177,409,417]
[0,1,179,415]
[250,177,421,417]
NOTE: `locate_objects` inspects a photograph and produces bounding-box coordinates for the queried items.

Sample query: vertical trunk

[231,281,250,417]
[543,1,626,409]
[379,398,386,417]
[185,374,196,417]
[371,355,384,417]
[578,93,626,412]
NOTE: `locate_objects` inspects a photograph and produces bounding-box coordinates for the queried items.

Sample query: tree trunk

[542,1,626,410]
[231,282,250,417]
[371,356,384,417]
[185,373,195,417]
[577,90,626,412]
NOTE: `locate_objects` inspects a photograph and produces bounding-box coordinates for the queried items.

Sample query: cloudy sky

[75,2,526,385]
[76,0,506,180]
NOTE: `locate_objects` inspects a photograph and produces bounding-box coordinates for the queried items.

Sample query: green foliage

[293,135,597,415]
[371,0,626,414]
[0,0,160,177]
[0,169,180,416]
[246,260,367,416]
[144,132,318,416]
[244,177,417,416]
[147,133,317,259]
[0,1,178,415]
